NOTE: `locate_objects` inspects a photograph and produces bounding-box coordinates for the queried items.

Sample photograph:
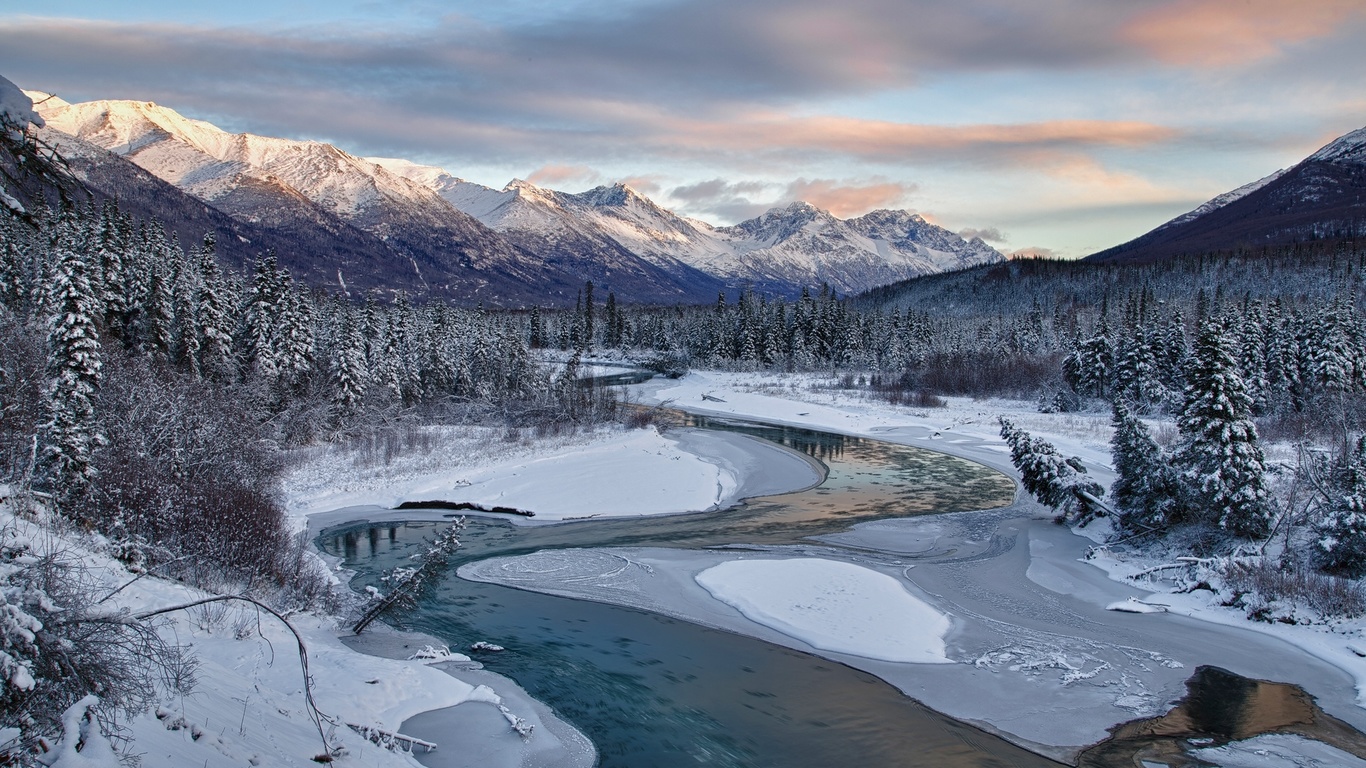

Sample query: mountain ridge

[1088,125,1366,264]
[29,90,1003,302]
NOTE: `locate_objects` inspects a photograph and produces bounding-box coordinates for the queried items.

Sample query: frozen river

[318,416,1366,766]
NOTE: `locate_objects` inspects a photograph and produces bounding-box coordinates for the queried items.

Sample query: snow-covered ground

[0,506,591,768]
[284,423,820,524]
[695,558,951,664]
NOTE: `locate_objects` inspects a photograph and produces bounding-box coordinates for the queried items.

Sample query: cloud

[649,114,1181,167]
[782,178,915,218]
[1006,246,1057,259]
[668,178,777,222]
[617,175,662,195]
[527,164,600,187]
[1123,0,1366,67]
[958,226,1006,243]
[668,176,915,223]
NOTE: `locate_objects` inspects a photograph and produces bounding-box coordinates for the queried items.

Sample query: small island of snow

[695,558,952,664]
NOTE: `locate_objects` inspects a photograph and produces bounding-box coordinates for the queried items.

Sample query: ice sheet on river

[460,510,1366,760]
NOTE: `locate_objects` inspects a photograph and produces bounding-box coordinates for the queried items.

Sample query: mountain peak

[504,177,550,194]
[1308,125,1366,165]
[579,182,635,207]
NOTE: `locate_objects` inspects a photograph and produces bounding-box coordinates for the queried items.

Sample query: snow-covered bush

[0,522,194,764]
[1309,436,1366,577]
[1220,557,1366,620]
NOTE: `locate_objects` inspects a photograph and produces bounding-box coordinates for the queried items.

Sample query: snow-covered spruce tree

[1113,327,1165,412]
[331,313,368,416]
[999,417,1104,523]
[39,242,104,508]
[1063,317,1113,400]
[1109,398,1181,533]
[1172,321,1272,539]
[1311,436,1366,577]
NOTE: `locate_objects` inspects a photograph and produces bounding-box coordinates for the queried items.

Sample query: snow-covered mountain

[30,90,1000,302]
[1089,124,1366,264]
[716,203,1001,295]
[32,97,559,295]
[383,161,1003,297]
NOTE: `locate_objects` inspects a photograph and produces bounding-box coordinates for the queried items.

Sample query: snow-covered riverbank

[286,424,821,524]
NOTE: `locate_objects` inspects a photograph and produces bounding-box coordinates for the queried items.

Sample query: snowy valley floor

[272,369,1366,767]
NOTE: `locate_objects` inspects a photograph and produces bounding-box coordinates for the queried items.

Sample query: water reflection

[1078,666,1366,766]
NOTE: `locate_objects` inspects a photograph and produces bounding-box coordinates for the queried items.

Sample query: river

[316,416,1366,767]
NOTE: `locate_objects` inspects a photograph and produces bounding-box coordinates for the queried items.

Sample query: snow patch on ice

[695,558,952,663]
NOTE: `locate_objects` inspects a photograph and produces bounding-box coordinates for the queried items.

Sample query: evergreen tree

[194,235,236,380]
[1113,327,1163,410]
[1312,436,1366,577]
[999,417,1104,523]
[331,313,368,415]
[1173,321,1272,539]
[582,280,595,349]
[1109,399,1180,532]
[243,252,283,381]
[40,244,105,503]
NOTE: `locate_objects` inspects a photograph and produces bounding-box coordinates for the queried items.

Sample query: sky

[2,0,1364,258]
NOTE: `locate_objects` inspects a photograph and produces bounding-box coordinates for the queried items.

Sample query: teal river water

[316,418,1062,767]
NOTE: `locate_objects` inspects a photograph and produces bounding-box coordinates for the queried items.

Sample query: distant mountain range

[25,91,1002,305]
[1088,126,1366,263]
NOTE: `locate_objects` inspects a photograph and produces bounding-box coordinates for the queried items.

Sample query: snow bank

[639,370,1116,483]
[289,422,819,526]
[421,427,734,519]
[695,558,951,663]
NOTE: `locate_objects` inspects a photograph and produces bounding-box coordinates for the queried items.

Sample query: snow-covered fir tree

[39,237,104,504]
[999,417,1104,523]
[1173,321,1272,539]
[1109,399,1180,532]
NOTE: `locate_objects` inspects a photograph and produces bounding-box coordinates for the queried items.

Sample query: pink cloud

[1123,0,1366,66]
[527,164,601,187]
[783,178,914,217]
[617,175,663,195]
[1006,246,1057,260]
[653,113,1180,164]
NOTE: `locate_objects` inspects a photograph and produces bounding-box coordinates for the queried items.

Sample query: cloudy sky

[2,0,1364,257]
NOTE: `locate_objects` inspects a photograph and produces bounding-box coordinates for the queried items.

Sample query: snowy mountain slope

[1149,169,1288,235]
[30,97,564,301]
[31,123,408,292]
[1089,123,1366,264]
[30,96,722,304]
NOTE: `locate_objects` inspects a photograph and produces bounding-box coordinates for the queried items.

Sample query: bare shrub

[1222,557,1366,618]
[903,351,1066,400]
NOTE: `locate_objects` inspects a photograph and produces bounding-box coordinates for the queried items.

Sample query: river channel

[315,417,1366,767]
[317,417,1076,766]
